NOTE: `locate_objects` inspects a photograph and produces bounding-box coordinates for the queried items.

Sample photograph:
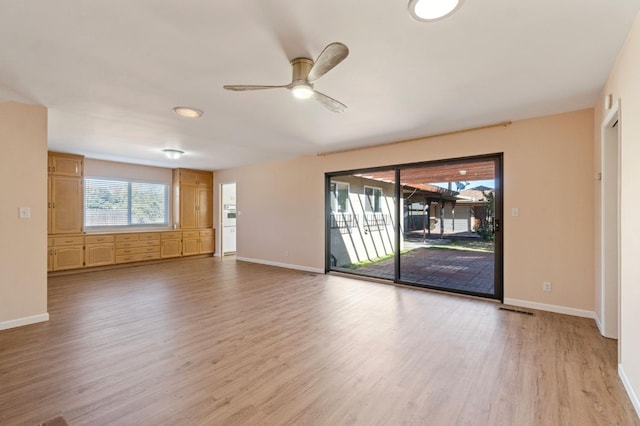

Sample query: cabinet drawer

[116,252,161,263]
[162,231,182,239]
[199,229,214,237]
[116,240,160,249]
[52,236,84,246]
[182,231,200,239]
[115,234,139,242]
[85,235,114,244]
[139,233,160,240]
[116,246,159,256]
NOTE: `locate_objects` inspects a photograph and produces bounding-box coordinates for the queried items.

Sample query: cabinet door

[53,245,84,271]
[180,186,198,229]
[85,243,115,267]
[197,172,213,187]
[50,176,83,234]
[161,239,182,258]
[182,238,199,256]
[200,235,214,254]
[198,188,213,228]
[50,156,83,177]
[179,170,200,186]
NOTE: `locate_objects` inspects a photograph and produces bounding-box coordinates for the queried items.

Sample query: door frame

[599,99,620,340]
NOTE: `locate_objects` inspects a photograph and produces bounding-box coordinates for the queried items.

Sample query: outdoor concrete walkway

[346,247,495,296]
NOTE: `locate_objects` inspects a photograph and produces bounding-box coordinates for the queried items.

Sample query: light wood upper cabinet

[49,175,83,234]
[48,152,83,177]
[48,152,84,235]
[198,187,213,228]
[173,168,213,229]
[178,170,212,187]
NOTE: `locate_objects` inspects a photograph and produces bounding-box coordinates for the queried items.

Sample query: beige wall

[595,11,640,414]
[214,108,595,313]
[0,102,48,328]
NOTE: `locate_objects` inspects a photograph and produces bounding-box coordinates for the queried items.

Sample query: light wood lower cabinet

[200,229,215,254]
[85,235,115,267]
[49,235,84,271]
[182,230,200,256]
[161,231,182,258]
[47,229,215,273]
[115,233,160,264]
[182,229,215,256]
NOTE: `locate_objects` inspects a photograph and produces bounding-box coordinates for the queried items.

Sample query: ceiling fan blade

[223,84,289,91]
[313,90,347,113]
[307,42,349,82]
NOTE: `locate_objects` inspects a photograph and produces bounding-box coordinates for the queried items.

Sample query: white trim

[594,314,605,336]
[236,257,324,274]
[503,298,595,319]
[0,313,49,331]
[619,364,640,419]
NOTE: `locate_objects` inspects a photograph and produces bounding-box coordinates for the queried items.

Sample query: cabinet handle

[48,202,51,208]
[52,202,56,208]
[52,166,56,173]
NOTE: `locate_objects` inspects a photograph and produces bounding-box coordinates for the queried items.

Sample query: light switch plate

[19,207,31,219]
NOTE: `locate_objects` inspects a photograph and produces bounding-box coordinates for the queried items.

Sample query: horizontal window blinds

[84,178,168,227]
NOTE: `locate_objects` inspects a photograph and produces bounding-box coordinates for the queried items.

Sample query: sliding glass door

[327,169,397,281]
[326,155,503,300]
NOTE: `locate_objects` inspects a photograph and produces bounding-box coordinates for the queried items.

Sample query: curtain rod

[316,120,512,157]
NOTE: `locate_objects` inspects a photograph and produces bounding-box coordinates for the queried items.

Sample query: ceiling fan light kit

[408,0,463,22]
[291,84,314,99]
[223,42,349,112]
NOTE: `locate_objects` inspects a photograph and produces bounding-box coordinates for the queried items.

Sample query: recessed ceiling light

[459,170,467,175]
[173,106,203,118]
[408,0,463,22]
[162,149,184,160]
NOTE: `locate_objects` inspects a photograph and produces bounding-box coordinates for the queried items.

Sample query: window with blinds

[84,178,169,228]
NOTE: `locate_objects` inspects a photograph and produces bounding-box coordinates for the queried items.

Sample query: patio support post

[422,197,428,242]
[451,200,457,233]
[439,199,445,239]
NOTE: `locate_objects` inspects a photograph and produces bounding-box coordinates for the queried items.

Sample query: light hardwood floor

[1,257,638,425]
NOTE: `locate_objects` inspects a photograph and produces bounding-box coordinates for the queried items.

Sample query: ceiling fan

[223,42,349,113]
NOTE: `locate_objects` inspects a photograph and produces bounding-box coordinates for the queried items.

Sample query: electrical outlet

[543,281,552,292]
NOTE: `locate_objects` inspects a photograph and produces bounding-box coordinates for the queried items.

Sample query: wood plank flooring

[0,257,638,425]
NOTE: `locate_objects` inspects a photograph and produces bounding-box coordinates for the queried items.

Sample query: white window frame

[364,185,383,213]
[330,181,350,213]
[84,176,170,230]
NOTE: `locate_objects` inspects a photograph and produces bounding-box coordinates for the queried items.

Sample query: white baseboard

[594,313,605,335]
[236,257,324,274]
[503,298,595,319]
[0,313,49,331]
[619,364,640,419]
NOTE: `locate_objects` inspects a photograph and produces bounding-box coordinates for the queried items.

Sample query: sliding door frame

[325,153,503,302]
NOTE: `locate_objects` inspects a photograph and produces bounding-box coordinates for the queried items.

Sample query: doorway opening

[326,154,503,300]
[221,182,237,255]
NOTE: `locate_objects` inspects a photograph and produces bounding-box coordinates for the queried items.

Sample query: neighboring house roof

[457,187,494,203]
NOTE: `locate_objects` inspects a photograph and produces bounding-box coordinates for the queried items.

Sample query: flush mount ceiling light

[173,106,203,118]
[162,149,184,160]
[408,0,463,22]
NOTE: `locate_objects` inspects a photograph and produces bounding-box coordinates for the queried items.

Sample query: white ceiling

[1,1,638,171]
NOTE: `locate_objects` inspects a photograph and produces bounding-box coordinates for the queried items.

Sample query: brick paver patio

[344,247,495,296]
